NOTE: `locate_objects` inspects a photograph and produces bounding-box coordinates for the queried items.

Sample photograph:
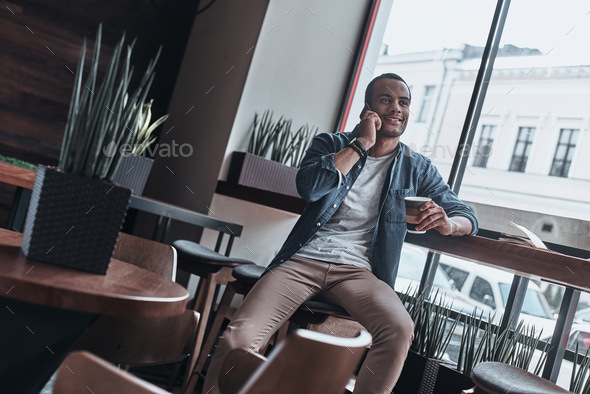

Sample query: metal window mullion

[542,286,580,382]
[419,0,511,302]
[447,0,511,193]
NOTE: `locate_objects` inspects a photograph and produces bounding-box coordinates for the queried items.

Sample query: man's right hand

[358,109,379,149]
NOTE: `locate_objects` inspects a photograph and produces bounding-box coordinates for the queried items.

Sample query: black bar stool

[172,240,255,391]
[194,264,358,380]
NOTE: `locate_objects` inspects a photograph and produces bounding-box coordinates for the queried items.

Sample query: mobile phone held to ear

[360,102,372,119]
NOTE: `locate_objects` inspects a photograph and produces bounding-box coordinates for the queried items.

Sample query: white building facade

[376,45,590,248]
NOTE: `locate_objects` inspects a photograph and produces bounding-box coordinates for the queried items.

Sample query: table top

[0,229,189,317]
[406,232,590,292]
[0,162,36,189]
[129,195,243,237]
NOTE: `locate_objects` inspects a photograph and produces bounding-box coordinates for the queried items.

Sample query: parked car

[565,307,590,353]
[438,255,557,339]
[396,244,478,312]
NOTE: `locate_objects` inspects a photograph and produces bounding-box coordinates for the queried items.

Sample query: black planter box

[395,351,441,394]
[227,152,300,197]
[394,352,474,394]
[434,364,474,393]
[112,154,154,196]
[21,165,131,274]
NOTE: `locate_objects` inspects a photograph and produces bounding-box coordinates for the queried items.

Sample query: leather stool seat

[469,362,570,394]
[301,300,349,316]
[231,264,266,284]
[174,240,254,267]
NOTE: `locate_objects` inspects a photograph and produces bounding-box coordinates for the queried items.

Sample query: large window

[473,125,496,168]
[549,128,579,178]
[416,85,435,123]
[509,127,535,172]
[341,1,590,387]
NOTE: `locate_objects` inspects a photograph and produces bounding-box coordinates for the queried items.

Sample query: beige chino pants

[203,255,414,394]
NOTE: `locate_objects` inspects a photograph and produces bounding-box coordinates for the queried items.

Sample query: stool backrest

[54,351,169,394]
[220,329,371,394]
[76,233,198,365]
[113,232,177,280]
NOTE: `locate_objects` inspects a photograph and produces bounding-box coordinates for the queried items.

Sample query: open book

[499,221,548,250]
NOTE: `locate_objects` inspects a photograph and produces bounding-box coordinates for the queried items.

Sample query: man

[204,73,478,394]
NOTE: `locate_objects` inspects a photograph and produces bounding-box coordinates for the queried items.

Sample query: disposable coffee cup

[405,197,432,234]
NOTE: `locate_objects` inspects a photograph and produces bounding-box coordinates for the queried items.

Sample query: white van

[437,254,556,339]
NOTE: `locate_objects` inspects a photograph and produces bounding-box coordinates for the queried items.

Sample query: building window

[509,127,535,172]
[473,125,496,168]
[550,128,579,178]
[416,85,435,123]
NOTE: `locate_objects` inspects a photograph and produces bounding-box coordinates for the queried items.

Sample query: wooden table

[0,228,189,393]
[405,232,590,292]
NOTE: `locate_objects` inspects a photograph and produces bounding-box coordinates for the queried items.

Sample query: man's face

[370,79,411,139]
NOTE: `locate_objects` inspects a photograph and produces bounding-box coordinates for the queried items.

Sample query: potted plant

[227,110,316,197]
[570,344,590,393]
[21,25,161,274]
[433,309,549,394]
[112,99,168,195]
[393,287,550,394]
[394,289,468,394]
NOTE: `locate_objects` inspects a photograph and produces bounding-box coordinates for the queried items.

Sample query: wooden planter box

[394,352,473,394]
[227,152,300,197]
[21,165,131,274]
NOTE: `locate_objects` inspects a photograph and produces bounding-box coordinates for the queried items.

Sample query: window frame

[508,126,536,173]
[549,128,579,178]
[416,85,436,123]
[472,124,497,168]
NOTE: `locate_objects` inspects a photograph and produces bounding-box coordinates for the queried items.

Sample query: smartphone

[360,102,372,118]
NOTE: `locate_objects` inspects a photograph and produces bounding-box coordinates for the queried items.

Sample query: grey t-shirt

[296,151,397,271]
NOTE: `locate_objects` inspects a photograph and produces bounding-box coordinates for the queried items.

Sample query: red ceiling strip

[339,0,382,132]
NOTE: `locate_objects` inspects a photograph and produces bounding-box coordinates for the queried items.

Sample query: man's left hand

[414,200,453,235]
[414,201,473,236]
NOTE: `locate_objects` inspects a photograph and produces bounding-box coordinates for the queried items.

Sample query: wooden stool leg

[182,273,218,389]
[184,370,200,394]
[274,321,289,344]
[194,283,237,375]
[260,322,289,356]
[167,363,182,391]
[168,273,211,388]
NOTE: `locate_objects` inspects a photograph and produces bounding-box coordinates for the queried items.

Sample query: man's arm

[334,110,379,175]
[414,160,478,236]
[297,111,381,202]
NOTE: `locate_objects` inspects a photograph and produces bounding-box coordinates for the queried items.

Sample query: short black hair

[363,73,411,112]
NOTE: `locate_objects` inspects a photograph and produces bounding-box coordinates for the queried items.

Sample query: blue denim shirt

[267,126,478,290]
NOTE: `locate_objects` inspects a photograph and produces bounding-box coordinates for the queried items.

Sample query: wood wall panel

[0,0,195,225]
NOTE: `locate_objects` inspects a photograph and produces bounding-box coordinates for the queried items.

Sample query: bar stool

[463,362,570,394]
[194,264,358,380]
[172,240,255,391]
